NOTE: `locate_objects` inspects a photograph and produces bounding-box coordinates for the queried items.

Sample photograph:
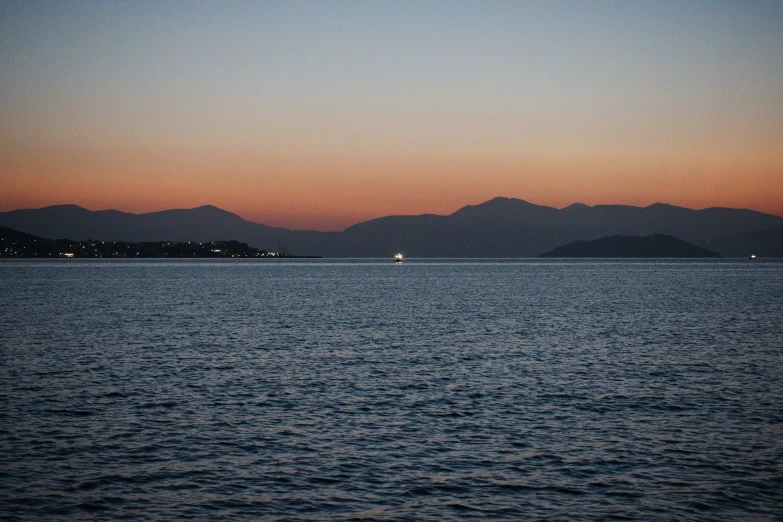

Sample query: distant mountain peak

[451,196,554,218]
[190,204,236,214]
[52,203,89,209]
[146,205,246,221]
[28,204,91,212]
[646,202,680,209]
[485,196,536,206]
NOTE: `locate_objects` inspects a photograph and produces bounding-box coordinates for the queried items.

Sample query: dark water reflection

[1,259,782,520]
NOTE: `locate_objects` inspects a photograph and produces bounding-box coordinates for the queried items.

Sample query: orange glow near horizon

[1,137,781,231]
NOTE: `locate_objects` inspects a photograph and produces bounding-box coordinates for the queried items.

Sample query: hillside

[538,234,722,258]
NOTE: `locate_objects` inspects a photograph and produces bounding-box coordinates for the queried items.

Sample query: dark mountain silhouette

[708,225,783,258]
[538,234,722,258]
[1,197,781,257]
[284,198,782,257]
[0,204,286,249]
[452,198,781,245]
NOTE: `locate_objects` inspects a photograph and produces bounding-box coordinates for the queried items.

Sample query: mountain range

[1,198,781,257]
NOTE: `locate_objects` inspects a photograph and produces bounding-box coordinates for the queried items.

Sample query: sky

[1,1,782,231]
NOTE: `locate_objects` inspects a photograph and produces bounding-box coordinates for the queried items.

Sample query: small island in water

[0,226,319,258]
[538,233,722,258]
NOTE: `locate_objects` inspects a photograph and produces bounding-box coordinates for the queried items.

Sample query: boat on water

[749,254,757,260]
[394,253,403,263]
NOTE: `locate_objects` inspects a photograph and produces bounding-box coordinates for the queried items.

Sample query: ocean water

[1,259,781,521]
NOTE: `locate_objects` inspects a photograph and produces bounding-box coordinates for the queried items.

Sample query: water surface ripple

[1,259,782,520]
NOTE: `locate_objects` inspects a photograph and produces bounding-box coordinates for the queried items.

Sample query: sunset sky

[1,1,782,231]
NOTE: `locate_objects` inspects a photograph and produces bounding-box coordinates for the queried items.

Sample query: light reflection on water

[1,259,781,520]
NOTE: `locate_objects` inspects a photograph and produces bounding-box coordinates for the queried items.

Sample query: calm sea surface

[1,259,782,520]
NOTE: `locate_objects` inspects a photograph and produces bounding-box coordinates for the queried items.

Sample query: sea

[1,259,781,521]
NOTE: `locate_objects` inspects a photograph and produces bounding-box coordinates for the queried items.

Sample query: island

[538,233,722,258]
[0,226,319,258]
